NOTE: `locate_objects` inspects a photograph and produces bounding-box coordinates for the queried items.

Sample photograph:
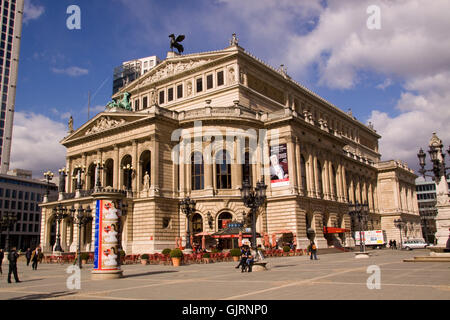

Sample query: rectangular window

[159,91,165,104]
[217,71,224,86]
[135,99,140,111]
[177,84,183,99]
[196,78,203,93]
[168,88,174,102]
[207,74,213,90]
[143,96,148,109]
[5,189,10,197]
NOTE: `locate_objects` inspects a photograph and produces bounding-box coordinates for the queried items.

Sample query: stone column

[328,161,336,201]
[308,151,316,198]
[313,154,320,197]
[323,159,331,200]
[348,178,355,203]
[287,136,297,194]
[151,135,160,195]
[114,145,119,190]
[82,153,87,189]
[179,141,186,196]
[66,157,72,193]
[132,140,138,192]
[234,137,243,190]
[342,165,348,202]
[368,183,374,212]
[295,139,304,195]
[263,137,272,195]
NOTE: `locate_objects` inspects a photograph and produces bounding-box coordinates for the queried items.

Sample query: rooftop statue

[169,34,185,54]
[107,92,132,111]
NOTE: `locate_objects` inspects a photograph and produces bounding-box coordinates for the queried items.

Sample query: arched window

[121,155,132,190]
[191,152,204,190]
[140,150,151,188]
[317,160,323,197]
[242,151,252,185]
[104,159,114,188]
[192,213,203,234]
[87,163,96,190]
[216,150,231,189]
[218,212,233,230]
[300,155,307,193]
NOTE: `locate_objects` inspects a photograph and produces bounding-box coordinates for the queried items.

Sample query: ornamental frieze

[85,117,126,136]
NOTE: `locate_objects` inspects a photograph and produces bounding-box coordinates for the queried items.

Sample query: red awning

[323,227,350,234]
[212,234,252,239]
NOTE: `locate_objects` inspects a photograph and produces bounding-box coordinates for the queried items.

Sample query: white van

[402,239,428,250]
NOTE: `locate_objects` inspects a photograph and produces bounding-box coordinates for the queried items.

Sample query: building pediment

[114,49,237,97]
[61,113,149,145]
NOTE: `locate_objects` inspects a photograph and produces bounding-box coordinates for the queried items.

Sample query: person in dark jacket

[0,249,4,275]
[8,247,21,283]
[25,248,32,266]
[308,241,318,260]
[235,246,247,271]
[31,247,41,270]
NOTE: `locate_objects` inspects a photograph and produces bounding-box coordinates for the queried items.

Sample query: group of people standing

[0,246,42,284]
[388,240,398,249]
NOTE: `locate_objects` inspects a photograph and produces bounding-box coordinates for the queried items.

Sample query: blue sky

[11,0,450,176]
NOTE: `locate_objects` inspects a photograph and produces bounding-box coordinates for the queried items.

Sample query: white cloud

[23,0,45,24]
[376,78,393,90]
[10,112,67,177]
[369,71,450,170]
[52,66,89,77]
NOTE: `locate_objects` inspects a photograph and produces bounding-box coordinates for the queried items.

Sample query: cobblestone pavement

[0,249,448,300]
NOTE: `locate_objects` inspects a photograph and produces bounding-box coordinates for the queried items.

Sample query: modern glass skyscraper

[0,0,24,174]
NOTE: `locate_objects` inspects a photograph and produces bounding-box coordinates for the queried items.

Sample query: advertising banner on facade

[93,199,121,271]
[270,144,289,187]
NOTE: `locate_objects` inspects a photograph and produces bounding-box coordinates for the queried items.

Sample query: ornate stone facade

[40,42,422,254]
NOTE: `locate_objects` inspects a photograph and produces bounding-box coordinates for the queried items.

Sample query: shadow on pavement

[9,291,77,300]
[122,270,178,279]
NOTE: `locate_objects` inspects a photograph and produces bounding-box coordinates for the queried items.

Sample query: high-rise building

[113,56,160,94]
[0,0,24,174]
[0,169,57,250]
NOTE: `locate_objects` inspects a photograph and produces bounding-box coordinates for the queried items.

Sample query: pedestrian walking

[235,246,247,271]
[308,241,318,260]
[393,240,397,250]
[25,248,32,266]
[389,240,393,249]
[31,247,41,270]
[7,247,21,283]
[245,248,254,273]
[0,249,4,275]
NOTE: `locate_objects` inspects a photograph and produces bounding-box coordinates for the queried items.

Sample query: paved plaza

[0,249,448,300]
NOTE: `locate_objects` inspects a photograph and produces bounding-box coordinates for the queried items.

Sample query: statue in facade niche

[143,172,150,191]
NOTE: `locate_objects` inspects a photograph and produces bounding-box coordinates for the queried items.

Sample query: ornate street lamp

[122,164,133,191]
[240,178,267,251]
[44,171,54,197]
[348,200,369,253]
[179,197,196,250]
[417,134,450,181]
[58,168,67,193]
[1,212,18,252]
[70,205,93,269]
[52,204,70,252]
[394,218,406,250]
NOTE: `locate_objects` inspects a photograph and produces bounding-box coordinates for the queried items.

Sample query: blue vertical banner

[93,199,101,269]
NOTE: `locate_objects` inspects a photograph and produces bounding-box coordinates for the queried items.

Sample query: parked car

[402,239,429,250]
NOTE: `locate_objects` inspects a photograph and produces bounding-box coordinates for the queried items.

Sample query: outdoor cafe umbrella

[195,232,211,251]
[238,232,243,247]
[264,233,270,248]
[272,233,277,248]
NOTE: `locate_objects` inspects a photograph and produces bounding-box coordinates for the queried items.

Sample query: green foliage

[141,254,149,260]
[283,246,291,253]
[120,250,126,257]
[230,248,242,257]
[203,253,211,258]
[170,249,183,258]
[162,248,172,255]
[211,248,221,253]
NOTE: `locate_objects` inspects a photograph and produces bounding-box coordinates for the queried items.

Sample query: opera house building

[40,37,423,254]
